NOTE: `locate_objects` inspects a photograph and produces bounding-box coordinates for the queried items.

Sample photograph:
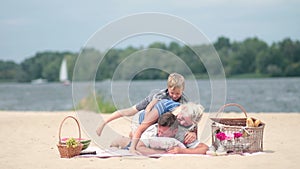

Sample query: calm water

[0,78,299,112]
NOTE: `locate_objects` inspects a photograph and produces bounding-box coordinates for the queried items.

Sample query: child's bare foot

[96,125,104,136]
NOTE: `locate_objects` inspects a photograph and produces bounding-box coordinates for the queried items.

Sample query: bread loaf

[254,119,261,127]
[246,117,254,127]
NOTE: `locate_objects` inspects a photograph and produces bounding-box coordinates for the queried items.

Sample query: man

[136,112,208,155]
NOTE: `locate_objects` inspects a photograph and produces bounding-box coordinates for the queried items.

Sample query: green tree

[228,37,268,75]
[0,61,20,82]
[19,51,76,82]
[214,36,231,50]
[1,37,300,83]
[256,43,283,76]
[148,42,167,49]
[168,41,182,55]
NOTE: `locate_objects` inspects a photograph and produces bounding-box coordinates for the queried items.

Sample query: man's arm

[136,140,167,155]
[167,143,208,154]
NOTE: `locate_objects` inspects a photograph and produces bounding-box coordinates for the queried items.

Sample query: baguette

[254,119,261,127]
[246,117,254,127]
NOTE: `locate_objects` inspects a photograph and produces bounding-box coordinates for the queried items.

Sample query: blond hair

[173,102,204,124]
[167,73,185,90]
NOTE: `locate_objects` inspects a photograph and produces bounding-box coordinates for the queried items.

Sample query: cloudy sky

[1,0,299,63]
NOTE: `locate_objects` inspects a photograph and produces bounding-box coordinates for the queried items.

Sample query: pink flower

[234,132,243,138]
[225,133,234,140]
[216,132,226,141]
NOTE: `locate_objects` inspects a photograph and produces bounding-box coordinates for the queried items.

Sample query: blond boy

[96,73,188,137]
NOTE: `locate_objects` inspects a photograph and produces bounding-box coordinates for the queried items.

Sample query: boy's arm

[145,99,158,113]
[129,123,151,154]
[129,108,160,153]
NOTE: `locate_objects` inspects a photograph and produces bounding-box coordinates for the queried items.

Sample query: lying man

[111,111,208,155]
[136,112,208,155]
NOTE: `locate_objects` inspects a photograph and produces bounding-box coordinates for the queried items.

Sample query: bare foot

[96,124,104,136]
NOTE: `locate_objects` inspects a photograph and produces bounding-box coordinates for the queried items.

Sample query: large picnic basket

[210,103,265,153]
[57,116,83,158]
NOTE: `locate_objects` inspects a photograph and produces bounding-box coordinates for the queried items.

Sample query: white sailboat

[59,57,70,85]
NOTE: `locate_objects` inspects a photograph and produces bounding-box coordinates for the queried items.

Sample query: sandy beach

[0,111,299,169]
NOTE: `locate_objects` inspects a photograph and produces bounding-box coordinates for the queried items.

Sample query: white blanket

[77,146,264,158]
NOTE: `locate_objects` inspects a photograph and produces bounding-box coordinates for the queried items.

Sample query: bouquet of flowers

[216,131,243,141]
[215,131,244,153]
[207,130,248,156]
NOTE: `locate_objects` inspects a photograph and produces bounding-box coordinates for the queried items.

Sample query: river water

[0,78,299,112]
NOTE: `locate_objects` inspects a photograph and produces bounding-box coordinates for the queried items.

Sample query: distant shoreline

[0,76,300,83]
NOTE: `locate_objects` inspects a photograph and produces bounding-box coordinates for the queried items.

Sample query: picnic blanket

[77,146,265,158]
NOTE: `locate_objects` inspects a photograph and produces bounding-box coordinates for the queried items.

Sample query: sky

[1,0,299,63]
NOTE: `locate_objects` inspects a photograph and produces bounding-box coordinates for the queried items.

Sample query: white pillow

[145,137,186,150]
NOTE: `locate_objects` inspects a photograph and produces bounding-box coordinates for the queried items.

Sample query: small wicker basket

[57,116,83,158]
[210,103,265,153]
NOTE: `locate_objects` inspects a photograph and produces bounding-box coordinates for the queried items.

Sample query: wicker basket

[210,103,265,153]
[57,116,83,158]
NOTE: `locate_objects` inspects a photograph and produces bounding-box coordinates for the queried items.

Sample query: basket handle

[217,103,248,118]
[58,116,81,144]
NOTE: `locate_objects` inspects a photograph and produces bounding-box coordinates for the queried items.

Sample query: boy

[96,72,188,136]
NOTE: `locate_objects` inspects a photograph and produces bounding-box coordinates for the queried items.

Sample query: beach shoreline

[0,111,299,169]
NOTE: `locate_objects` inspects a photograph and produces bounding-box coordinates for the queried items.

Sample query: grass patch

[76,93,116,113]
[95,95,116,113]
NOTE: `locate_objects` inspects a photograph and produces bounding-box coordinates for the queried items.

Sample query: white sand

[0,111,299,169]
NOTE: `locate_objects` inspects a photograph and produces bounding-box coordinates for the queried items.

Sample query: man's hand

[167,146,183,154]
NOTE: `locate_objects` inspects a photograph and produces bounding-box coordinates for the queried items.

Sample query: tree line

[0,37,299,82]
